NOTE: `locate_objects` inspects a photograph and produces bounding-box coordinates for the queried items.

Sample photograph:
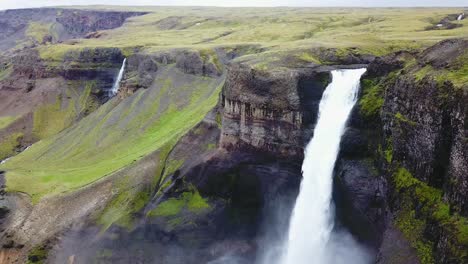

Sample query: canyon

[0,6,467,264]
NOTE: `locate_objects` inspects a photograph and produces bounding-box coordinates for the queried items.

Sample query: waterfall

[282,68,367,264]
[0,145,31,165]
[109,58,126,97]
[457,13,464,21]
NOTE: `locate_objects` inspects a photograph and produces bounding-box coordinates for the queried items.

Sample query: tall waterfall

[109,58,126,97]
[282,68,367,264]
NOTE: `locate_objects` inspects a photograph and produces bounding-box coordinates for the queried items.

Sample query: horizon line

[2,4,468,10]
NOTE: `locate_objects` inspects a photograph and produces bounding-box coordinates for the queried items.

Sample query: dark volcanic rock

[56,10,147,35]
[376,223,421,264]
[120,54,159,94]
[175,50,222,77]
[339,127,369,159]
[419,38,468,69]
[310,47,376,65]
[365,51,415,77]
[382,76,459,188]
[0,8,146,50]
[220,62,330,158]
[0,172,9,220]
[334,159,386,246]
[358,39,468,263]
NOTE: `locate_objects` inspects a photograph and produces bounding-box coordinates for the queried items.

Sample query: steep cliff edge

[0,8,146,51]
[220,63,330,158]
[0,47,126,161]
[346,39,468,264]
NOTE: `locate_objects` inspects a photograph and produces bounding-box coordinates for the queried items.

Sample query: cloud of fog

[324,229,374,264]
[253,186,374,264]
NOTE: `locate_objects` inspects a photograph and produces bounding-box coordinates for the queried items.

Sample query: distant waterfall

[0,145,31,165]
[282,68,367,264]
[457,13,464,21]
[109,58,126,97]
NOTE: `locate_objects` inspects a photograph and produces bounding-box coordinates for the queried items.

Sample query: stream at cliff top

[109,58,127,97]
[281,68,370,264]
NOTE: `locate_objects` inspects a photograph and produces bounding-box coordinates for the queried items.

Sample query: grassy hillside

[37,7,468,61]
[0,66,224,203]
[1,5,468,211]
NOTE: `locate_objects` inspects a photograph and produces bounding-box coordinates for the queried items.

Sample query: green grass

[0,66,13,81]
[34,7,468,64]
[384,138,393,164]
[0,116,18,130]
[410,50,468,89]
[297,52,321,64]
[26,22,53,43]
[215,112,222,128]
[396,209,435,264]
[359,78,384,119]
[32,95,76,139]
[395,112,417,126]
[97,137,182,230]
[1,66,224,203]
[394,167,468,262]
[98,186,150,230]
[30,80,101,141]
[206,143,216,150]
[0,133,23,161]
[147,188,210,218]
[27,245,48,264]
[147,197,186,218]
[161,158,185,183]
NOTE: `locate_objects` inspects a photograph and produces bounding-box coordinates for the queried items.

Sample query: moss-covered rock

[27,245,48,264]
[0,132,23,161]
[393,167,468,263]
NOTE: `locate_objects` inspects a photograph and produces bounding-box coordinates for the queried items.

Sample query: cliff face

[220,63,330,158]
[55,10,147,36]
[0,8,146,50]
[350,39,468,264]
[0,47,126,163]
[382,76,467,213]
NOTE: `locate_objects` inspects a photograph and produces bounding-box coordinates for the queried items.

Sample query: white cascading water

[457,13,464,21]
[282,68,367,264]
[0,145,31,165]
[109,58,126,97]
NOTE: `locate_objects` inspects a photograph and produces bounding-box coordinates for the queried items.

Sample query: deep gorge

[0,6,467,264]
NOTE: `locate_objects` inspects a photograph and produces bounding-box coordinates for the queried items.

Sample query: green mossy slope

[0,133,23,161]
[1,65,224,203]
[394,167,468,263]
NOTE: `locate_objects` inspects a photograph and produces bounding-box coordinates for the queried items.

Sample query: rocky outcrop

[3,47,126,100]
[0,8,146,50]
[120,53,159,95]
[219,63,330,158]
[56,10,146,36]
[175,50,222,78]
[352,39,468,263]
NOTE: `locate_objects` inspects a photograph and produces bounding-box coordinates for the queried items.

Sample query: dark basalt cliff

[0,8,146,49]
[55,10,147,36]
[220,63,330,158]
[338,39,468,264]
